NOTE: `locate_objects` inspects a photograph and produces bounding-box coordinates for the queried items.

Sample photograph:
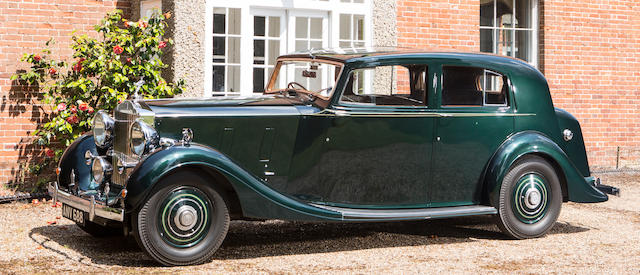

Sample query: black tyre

[494,155,562,239]
[133,172,230,266]
[77,221,121,237]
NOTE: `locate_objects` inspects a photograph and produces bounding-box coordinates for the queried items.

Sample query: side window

[340,65,427,106]
[442,66,508,107]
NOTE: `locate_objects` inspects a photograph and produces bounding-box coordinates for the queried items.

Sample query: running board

[311,204,497,221]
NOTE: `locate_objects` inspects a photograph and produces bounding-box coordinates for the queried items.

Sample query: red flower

[126,57,132,64]
[113,45,124,55]
[33,55,41,62]
[78,103,89,111]
[45,149,55,158]
[48,68,57,75]
[66,115,79,124]
[72,62,82,72]
[164,12,172,19]
[87,107,94,114]
[56,103,67,112]
[158,41,167,49]
[138,20,148,29]
[69,105,77,114]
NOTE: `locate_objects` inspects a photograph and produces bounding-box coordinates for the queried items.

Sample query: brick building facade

[1,0,639,188]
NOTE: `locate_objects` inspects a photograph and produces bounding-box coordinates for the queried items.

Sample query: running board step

[311,204,497,221]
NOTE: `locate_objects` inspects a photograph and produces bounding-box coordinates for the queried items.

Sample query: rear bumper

[592,177,620,196]
[48,182,124,222]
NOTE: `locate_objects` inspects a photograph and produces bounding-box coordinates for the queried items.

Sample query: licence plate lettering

[62,204,86,226]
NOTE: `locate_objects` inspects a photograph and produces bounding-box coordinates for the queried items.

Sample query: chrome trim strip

[310,109,536,118]
[48,182,124,222]
[311,204,497,220]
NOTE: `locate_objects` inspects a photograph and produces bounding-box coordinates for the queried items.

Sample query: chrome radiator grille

[111,104,138,186]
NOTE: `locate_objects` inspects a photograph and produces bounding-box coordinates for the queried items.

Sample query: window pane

[515,0,532,29]
[500,13,514,29]
[229,66,240,93]
[254,16,265,36]
[442,66,484,106]
[296,17,308,38]
[310,18,323,39]
[295,40,307,51]
[254,68,265,92]
[213,36,225,56]
[229,37,240,63]
[515,29,532,62]
[268,16,280,37]
[228,8,241,35]
[310,40,322,49]
[213,66,225,92]
[339,14,351,40]
[480,29,494,53]
[484,71,507,105]
[268,40,280,65]
[480,0,494,27]
[354,0,364,3]
[341,65,426,106]
[254,39,265,57]
[497,29,513,56]
[339,41,351,47]
[213,13,225,34]
[354,15,364,40]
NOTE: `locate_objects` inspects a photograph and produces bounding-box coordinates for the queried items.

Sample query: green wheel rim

[512,172,549,224]
[157,186,212,248]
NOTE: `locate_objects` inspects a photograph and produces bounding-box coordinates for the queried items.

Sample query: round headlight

[130,120,159,156]
[92,156,113,183]
[93,111,115,148]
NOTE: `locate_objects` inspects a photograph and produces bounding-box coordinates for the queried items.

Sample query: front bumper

[48,182,124,222]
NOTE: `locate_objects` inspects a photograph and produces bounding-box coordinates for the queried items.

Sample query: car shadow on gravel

[29,216,589,265]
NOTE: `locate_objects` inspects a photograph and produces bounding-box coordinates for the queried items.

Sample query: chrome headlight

[92,156,113,183]
[93,111,115,148]
[130,120,159,156]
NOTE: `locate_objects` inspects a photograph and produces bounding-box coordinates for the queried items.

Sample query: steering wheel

[287,81,307,91]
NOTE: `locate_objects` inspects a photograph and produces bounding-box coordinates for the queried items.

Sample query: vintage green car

[49,49,619,266]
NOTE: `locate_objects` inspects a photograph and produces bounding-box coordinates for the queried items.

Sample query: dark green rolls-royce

[49,49,619,266]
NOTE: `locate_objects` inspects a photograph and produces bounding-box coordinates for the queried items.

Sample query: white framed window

[204,0,372,97]
[479,0,538,67]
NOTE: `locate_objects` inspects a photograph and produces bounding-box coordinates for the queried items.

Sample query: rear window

[442,66,508,107]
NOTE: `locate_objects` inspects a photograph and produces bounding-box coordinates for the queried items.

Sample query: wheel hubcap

[512,173,549,224]
[158,187,212,248]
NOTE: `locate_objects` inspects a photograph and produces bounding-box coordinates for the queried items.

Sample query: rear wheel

[494,155,562,239]
[133,172,230,266]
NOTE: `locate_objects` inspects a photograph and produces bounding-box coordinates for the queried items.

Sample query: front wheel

[494,155,562,239]
[133,172,230,266]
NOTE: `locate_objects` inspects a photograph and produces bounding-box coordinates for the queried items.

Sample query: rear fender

[125,144,342,221]
[485,131,607,204]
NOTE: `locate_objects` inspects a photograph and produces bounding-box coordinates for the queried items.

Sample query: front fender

[125,144,342,221]
[485,131,607,204]
[57,133,99,191]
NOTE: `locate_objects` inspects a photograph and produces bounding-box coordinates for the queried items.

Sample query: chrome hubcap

[524,188,542,209]
[174,205,198,231]
[158,187,212,248]
[513,173,549,224]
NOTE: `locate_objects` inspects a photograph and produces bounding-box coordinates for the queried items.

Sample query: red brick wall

[398,0,640,171]
[0,0,130,186]
[541,0,640,170]
[397,0,479,51]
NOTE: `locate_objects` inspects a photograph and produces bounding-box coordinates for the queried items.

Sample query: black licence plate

[62,203,86,226]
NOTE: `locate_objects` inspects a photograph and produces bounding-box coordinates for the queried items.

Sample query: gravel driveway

[0,173,638,274]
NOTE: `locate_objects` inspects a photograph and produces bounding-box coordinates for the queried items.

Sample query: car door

[317,63,436,207]
[430,64,515,206]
